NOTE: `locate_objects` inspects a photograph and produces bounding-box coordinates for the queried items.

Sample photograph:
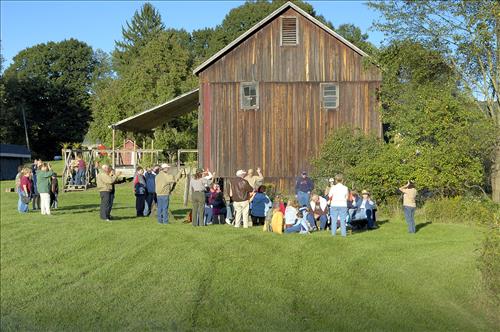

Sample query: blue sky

[1,1,384,68]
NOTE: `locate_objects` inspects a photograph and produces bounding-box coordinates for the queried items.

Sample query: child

[36,163,55,215]
[50,173,59,209]
[270,202,284,234]
[285,207,311,234]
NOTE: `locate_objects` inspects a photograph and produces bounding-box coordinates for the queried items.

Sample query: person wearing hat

[327,174,350,236]
[399,181,417,233]
[228,169,254,228]
[352,190,377,230]
[295,171,314,207]
[155,163,177,224]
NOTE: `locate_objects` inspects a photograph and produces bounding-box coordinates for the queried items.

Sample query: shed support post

[112,128,116,169]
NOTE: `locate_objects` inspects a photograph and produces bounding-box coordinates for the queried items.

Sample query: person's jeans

[226,203,234,220]
[285,223,302,233]
[99,191,112,220]
[403,206,416,233]
[307,214,328,230]
[191,192,205,226]
[296,191,310,207]
[233,200,250,228]
[75,169,85,185]
[157,195,170,224]
[144,193,156,216]
[18,189,29,213]
[32,193,40,210]
[204,205,213,225]
[330,206,348,236]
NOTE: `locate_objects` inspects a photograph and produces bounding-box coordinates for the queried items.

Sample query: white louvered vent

[281,16,298,46]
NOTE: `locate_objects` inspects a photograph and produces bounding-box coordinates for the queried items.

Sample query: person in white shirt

[328,174,349,237]
[284,199,299,229]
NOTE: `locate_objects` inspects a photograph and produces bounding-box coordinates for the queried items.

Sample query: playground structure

[62,146,163,191]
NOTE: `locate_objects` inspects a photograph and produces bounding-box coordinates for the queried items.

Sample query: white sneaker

[225,218,232,225]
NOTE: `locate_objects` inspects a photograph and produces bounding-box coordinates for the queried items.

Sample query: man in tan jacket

[155,163,177,224]
[97,164,120,221]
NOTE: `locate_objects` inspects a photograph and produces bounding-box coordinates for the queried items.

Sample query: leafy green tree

[113,2,165,74]
[368,0,500,201]
[2,39,100,159]
[335,23,377,55]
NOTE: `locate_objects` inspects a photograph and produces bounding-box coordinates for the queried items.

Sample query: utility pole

[21,105,30,151]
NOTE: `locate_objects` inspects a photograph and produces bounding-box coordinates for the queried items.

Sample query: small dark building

[0,144,31,180]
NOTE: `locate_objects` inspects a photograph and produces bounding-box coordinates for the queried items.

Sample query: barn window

[280,16,298,46]
[240,82,259,109]
[321,83,339,109]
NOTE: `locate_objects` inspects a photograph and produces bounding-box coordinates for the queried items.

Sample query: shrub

[422,196,499,225]
[478,227,500,304]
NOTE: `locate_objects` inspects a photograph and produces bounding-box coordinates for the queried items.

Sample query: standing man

[399,181,417,233]
[155,163,177,224]
[328,174,349,237]
[245,168,264,190]
[229,170,254,228]
[295,171,314,207]
[144,165,159,216]
[97,164,120,222]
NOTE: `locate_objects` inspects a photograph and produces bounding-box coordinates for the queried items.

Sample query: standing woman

[399,181,417,233]
[190,169,206,226]
[19,167,32,213]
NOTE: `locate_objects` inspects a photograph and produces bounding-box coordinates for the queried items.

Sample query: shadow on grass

[172,208,190,218]
[416,221,432,232]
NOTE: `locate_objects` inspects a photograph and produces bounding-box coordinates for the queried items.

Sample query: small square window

[241,82,259,109]
[321,83,339,109]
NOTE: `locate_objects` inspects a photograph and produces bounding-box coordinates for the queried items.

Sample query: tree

[113,2,165,74]
[335,24,377,55]
[2,39,100,159]
[368,0,500,201]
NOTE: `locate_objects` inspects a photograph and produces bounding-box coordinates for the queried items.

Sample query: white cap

[236,169,246,177]
[329,178,335,182]
[161,163,170,169]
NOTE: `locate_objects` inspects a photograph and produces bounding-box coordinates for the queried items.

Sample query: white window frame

[280,16,299,46]
[320,83,339,110]
[240,82,259,110]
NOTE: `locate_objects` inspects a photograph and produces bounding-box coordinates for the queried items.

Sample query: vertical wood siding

[197,7,382,192]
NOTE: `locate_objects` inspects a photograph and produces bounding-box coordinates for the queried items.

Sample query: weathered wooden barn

[112,1,382,192]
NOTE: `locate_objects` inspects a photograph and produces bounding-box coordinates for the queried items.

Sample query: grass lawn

[1,170,498,331]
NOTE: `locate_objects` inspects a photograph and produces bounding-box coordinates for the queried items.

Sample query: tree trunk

[493,144,500,203]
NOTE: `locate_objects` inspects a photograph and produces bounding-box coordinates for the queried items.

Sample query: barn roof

[193,1,369,76]
[110,88,199,132]
[0,144,31,158]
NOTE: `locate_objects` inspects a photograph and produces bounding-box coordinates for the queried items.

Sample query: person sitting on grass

[133,167,147,217]
[284,207,311,234]
[270,202,284,234]
[19,167,32,213]
[284,199,299,230]
[351,189,377,230]
[250,185,272,226]
[36,163,55,216]
[307,194,328,231]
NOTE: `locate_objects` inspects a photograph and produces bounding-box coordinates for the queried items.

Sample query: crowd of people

[16,160,418,235]
[15,159,58,215]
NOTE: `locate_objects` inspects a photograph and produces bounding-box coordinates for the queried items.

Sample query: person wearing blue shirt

[250,185,272,226]
[295,171,314,207]
[351,189,377,230]
[144,165,159,216]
